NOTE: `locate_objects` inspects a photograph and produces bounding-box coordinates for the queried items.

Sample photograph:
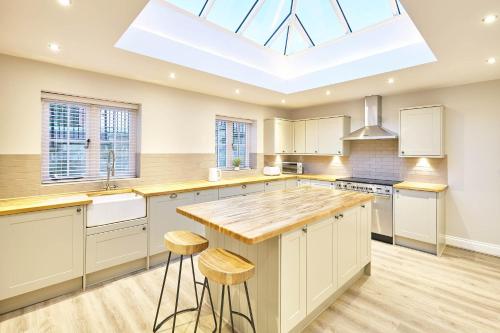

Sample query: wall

[283,80,500,249]
[0,54,287,198]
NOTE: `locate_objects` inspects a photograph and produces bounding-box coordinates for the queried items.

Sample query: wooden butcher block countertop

[0,194,92,216]
[393,181,448,192]
[177,186,373,245]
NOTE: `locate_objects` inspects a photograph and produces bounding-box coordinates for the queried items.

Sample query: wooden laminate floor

[1,241,500,333]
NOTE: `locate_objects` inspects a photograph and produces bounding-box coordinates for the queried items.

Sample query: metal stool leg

[194,277,217,333]
[218,285,225,333]
[227,286,235,333]
[153,251,171,332]
[244,281,256,333]
[171,254,184,333]
[190,255,200,309]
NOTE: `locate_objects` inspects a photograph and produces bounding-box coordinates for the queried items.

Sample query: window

[215,117,253,169]
[41,93,138,183]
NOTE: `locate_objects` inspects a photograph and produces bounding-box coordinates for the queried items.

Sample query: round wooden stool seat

[198,248,255,286]
[164,231,209,255]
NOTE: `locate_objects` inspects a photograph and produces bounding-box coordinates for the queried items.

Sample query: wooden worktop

[0,194,92,216]
[177,187,373,245]
[132,174,339,197]
[393,181,448,192]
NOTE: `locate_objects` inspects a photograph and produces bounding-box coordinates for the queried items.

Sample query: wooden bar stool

[153,231,217,333]
[194,248,256,333]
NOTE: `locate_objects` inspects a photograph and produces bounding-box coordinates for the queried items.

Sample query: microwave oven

[281,162,303,174]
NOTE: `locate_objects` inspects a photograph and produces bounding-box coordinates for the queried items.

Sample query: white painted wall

[290,80,500,248]
[0,54,286,154]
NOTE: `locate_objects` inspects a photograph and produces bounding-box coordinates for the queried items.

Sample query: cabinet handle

[142,226,147,231]
[401,151,405,155]
[242,184,247,189]
[170,193,178,199]
[315,150,318,153]
[361,205,365,208]
[294,150,296,153]
[302,227,308,233]
[196,192,200,196]
[339,213,344,218]
[334,215,339,220]
[76,207,81,213]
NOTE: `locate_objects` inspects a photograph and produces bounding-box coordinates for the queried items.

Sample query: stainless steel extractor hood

[342,95,398,140]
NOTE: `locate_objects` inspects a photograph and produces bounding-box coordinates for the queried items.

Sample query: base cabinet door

[306,218,337,313]
[285,179,298,189]
[280,228,307,332]
[358,202,372,267]
[149,192,196,255]
[86,224,147,274]
[0,206,84,300]
[394,189,437,244]
[265,180,286,192]
[338,207,359,286]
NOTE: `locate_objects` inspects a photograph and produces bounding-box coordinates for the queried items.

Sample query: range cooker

[335,177,402,244]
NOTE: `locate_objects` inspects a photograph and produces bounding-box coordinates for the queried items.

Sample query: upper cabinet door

[400,106,444,157]
[293,120,306,154]
[277,119,293,154]
[305,119,319,154]
[318,117,350,155]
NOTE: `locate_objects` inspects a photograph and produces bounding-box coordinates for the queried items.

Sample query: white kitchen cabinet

[86,220,147,274]
[358,201,372,267]
[218,182,265,198]
[399,105,444,157]
[305,119,319,154]
[337,206,359,286]
[293,120,306,154]
[280,227,307,332]
[306,218,337,313]
[264,118,293,154]
[264,180,286,192]
[194,188,219,203]
[149,192,197,255]
[285,179,298,189]
[297,179,311,187]
[309,180,335,188]
[318,117,351,156]
[394,189,446,255]
[0,206,84,300]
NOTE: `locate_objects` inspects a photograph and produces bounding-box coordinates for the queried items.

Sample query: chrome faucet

[105,149,116,190]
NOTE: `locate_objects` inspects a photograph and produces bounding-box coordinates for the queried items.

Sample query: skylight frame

[164,0,405,56]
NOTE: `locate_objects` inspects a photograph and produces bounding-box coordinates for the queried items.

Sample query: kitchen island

[177,186,373,333]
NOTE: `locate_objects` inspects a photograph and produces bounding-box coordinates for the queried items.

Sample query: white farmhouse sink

[86,192,146,227]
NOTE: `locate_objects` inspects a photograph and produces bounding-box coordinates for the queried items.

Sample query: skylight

[164,0,403,55]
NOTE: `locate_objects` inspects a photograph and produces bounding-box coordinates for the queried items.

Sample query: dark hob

[336,177,402,186]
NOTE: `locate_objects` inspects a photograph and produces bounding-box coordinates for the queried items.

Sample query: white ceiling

[0,0,499,108]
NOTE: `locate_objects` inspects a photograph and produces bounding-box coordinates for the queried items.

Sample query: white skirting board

[445,235,500,257]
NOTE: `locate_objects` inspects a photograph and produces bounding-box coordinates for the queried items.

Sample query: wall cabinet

[293,120,306,154]
[265,116,351,156]
[0,206,84,300]
[399,105,444,157]
[394,188,445,255]
[264,119,293,154]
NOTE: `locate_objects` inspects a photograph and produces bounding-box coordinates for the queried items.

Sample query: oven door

[371,193,393,244]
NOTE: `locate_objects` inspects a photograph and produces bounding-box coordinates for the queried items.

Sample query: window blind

[215,118,252,169]
[41,98,138,183]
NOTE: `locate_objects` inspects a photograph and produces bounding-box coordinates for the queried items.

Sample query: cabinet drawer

[309,180,334,188]
[297,179,311,187]
[219,183,265,198]
[193,189,219,202]
[86,224,147,274]
[264,180,286,192]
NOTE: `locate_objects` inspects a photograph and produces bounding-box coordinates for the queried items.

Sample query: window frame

[41,93,139,184]
[215,116,254,170]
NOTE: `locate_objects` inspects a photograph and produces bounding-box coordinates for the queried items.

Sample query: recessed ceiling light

[281,99,286,104]
[169,72,176,79]
[326,90,331,96]
[235,88,240,95]
[48,42,61,53]
[486,57,496,64]
[387,78,395,84]
[482,14,498,24]
[57,0,72,7]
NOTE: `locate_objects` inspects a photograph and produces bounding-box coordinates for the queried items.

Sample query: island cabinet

[0,206,84,301]
[280,204,370,332]
[149,189,218,256]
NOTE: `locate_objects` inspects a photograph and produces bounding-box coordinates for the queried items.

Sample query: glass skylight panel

[207,0,257,32]
[166,0,207,15]
[268,28,288,54]
[244,0,292,45]
[285,26,308,55]
[337,0,394,32]
[396,0,406,14]
[296,0,346,45]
